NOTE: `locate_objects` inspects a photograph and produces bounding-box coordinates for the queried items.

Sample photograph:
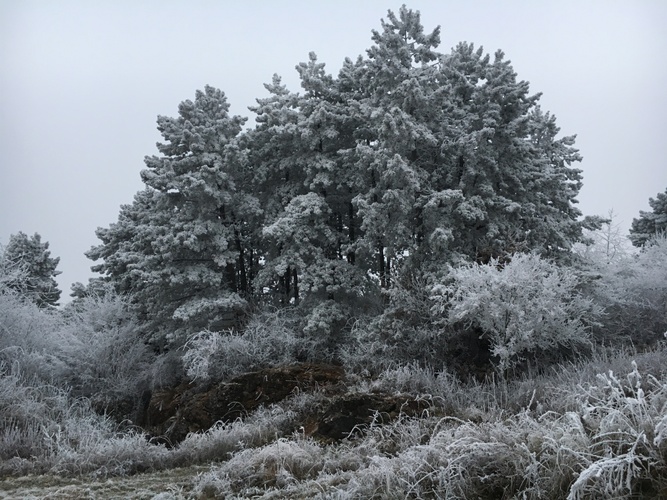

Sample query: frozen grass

[3,237,667,497]
[172,400,305,465]
[3,316,667,498]
[0,387,315,479]
[182,308,304,381]
[190,347,667,499]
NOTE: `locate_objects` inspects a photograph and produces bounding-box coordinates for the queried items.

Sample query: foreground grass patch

[3,346,667,499]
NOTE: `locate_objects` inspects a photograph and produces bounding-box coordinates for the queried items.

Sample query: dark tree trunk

[348,201,356,264]
[225,263,237,293]
[378,244,386,288]
[234,226,247,295]
[292,267,299,305]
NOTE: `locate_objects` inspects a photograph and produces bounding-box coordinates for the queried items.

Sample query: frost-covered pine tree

[247,67,371,306]
[346,6,444,286]
[291,52,372,302]
[437,42,585,263]
[89,87,254,345]
[88,188,171,329]
[1,231,61,308]
[338,6,587,284]
[244,74,310,304]
[629,187,667,247]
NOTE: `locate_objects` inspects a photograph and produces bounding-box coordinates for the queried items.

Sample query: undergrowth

[2,345,667,498]
[191,347,667,499]
[3,276,667,497]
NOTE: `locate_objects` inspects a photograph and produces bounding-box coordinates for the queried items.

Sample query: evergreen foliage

[88,87,251,345]
[629,187,667,247]
[1,232,61,308]
[88,6,589,345]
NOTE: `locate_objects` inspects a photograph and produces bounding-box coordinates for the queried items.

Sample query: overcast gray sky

[1,0,666,300]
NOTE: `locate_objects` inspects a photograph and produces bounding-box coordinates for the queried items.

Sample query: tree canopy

[629,187,667,247]
[1,232,61,308]
[88,6,590,345]
[88,87,251,344]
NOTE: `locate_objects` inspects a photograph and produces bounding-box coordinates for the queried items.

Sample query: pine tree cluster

[88,7,591,347]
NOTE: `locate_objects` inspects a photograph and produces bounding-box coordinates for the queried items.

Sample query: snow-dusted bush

[302,300,352,358]
[0,287,70,383]
[0,269,163,475]
[41,403,168,477]
[590,234,667,345]
[60,288,151,405]
[340,321,439,375]
[341,277,446,373]
[0,265,149,403]
[432,253,601,373]
[572,209,630,264]
[0,359,168,478]
[0,362,60,463]
[183,308,301,381]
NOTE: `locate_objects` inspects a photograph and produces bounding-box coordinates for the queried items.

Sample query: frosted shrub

[351,323,445,373]
[339,317,394,374]
[433,253,601,373]
[303,300,351,358]
[0,361,165,477]
[341,280,445,373]
[182,330,223,381]
[0,363,61,462]
[60,289,151,404]
[0,275,148,405]
[183,308,300,381]
[591,234,667,345]
[0,289,70,383]
[43,401,168,477]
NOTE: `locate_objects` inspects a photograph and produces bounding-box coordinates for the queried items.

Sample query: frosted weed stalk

[196,361,667,499]
[174,398,306,466]
[566,361,667,499]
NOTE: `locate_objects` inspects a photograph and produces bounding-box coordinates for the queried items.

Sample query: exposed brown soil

[140,363,429,444]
